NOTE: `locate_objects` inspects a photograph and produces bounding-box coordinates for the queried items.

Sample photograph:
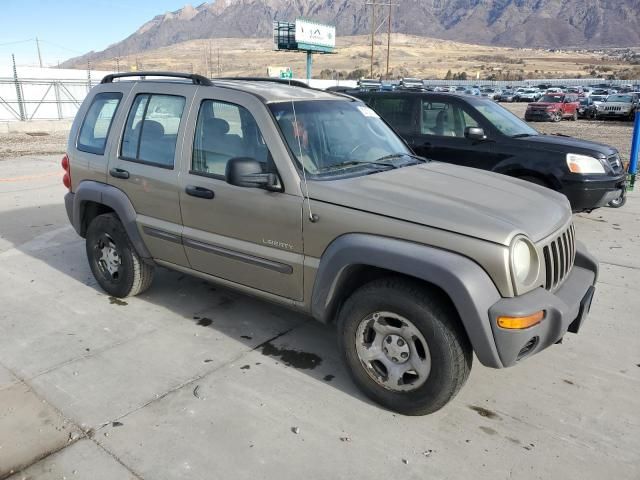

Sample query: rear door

[107,83,194,267]
[178,88,304,300]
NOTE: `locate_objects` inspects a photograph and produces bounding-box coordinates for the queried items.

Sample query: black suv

[352,90,626,212]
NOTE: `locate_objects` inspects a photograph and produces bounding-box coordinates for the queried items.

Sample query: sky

[0,0,196,67]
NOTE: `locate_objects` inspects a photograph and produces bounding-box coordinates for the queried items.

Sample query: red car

[525,93,580,122]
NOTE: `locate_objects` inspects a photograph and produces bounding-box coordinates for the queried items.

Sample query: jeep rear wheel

[337,277,472,416]
[86,213,154,298]
[553,111,562,122]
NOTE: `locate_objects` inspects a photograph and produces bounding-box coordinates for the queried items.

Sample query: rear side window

[77,92,122,155]
[121,94,186,168]
[371,97,416,135]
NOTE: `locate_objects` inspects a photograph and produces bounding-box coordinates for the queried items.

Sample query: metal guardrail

[0,77,94,121]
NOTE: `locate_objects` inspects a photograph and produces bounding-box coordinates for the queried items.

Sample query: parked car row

[525,92,639,122]
[65,72,603,416]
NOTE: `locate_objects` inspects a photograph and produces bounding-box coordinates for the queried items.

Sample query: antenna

[289,77,318,223]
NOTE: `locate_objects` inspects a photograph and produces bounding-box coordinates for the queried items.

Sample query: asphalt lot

[1,154,639,480]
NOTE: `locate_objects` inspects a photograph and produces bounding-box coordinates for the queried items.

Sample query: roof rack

[100,71,212,86]
[214,77,312,89]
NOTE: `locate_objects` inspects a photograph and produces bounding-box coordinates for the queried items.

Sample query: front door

[408,98,498,169]
[178,89,304,300]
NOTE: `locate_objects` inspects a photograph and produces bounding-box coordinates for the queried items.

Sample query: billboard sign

[267,66,293,79]
[295,19,335,51]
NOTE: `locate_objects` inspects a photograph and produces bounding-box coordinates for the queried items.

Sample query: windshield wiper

[373,153,428,164]
[511,133,536,138]
[335,160,398,170]
[318,153,426,173]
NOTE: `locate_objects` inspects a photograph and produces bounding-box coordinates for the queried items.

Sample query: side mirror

[225,157,277,190]
[465,126,487,141]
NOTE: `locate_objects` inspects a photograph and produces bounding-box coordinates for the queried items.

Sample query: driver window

[192,99,273,177]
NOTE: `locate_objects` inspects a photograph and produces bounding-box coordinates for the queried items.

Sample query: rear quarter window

[77,92,123,155]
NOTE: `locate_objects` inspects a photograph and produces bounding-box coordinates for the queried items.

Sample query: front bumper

[487,242,598,367]
[525,110,555,121]
[561,173,627,212]
[597,110,632,118]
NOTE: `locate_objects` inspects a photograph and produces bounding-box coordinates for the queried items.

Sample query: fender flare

[69,181,152,259]
[310,234,504,368]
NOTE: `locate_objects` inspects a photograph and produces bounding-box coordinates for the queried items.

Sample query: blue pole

[306,51,312,82]
[630,111,640,190]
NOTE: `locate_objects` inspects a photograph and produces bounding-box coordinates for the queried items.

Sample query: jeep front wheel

[86,213,154,298]
[337,278,472,415]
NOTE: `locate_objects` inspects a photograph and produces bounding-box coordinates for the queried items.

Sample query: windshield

[539,95,563,103]
[269,100,411,178]
[474,101,538,137]
[607,95,632,103]
[580,99,590,105]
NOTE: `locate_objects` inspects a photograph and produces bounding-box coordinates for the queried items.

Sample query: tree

[444,69,453,80]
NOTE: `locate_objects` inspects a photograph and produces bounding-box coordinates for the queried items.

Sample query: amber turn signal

[497,311,544,330]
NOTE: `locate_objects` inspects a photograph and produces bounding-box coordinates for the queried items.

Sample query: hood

[517,133,617,157]
[529,102,560,108]
[307,162,570,246]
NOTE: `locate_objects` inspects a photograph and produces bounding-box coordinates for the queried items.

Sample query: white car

[519,89,541,102]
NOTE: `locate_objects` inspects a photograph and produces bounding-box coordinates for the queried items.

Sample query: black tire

[85,213,154,298]
[337,277,472,416]
[608,192,627,208]
[553,111,562,122]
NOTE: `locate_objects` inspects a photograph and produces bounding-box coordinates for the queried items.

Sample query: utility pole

[370,3,375,78]
[386,2,392,79]
[366,1,398,79]
[208,41,213,77]
[217,47,221,76]
[35,37,43,68]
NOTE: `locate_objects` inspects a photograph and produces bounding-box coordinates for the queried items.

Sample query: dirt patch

[0,131,68,160]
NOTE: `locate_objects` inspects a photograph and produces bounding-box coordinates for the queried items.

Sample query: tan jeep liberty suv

[63,72,598,415]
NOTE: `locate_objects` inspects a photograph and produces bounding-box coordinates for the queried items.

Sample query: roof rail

[214,77,312,89]
[100,71,212,86]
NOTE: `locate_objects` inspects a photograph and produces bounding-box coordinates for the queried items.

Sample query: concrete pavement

[0,155,638,479]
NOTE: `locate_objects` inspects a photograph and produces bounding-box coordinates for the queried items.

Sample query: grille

[607,153,623,173]
[542,223,575,291]
[603,105,623,111]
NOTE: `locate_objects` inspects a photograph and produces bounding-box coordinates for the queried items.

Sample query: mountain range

[63,0,640,68]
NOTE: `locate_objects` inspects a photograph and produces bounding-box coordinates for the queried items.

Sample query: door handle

[109,168,130,180]
[185,185,215,200]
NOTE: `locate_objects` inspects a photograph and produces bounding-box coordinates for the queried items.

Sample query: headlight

[566,153,606,174]
[510,236,539,289]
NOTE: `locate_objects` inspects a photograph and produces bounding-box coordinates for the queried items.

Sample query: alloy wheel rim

[354,311,431,392]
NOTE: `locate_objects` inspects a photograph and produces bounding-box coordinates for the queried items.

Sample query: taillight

[62,154,71,190]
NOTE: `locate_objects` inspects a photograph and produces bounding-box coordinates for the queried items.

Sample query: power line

[0,38,34,48]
